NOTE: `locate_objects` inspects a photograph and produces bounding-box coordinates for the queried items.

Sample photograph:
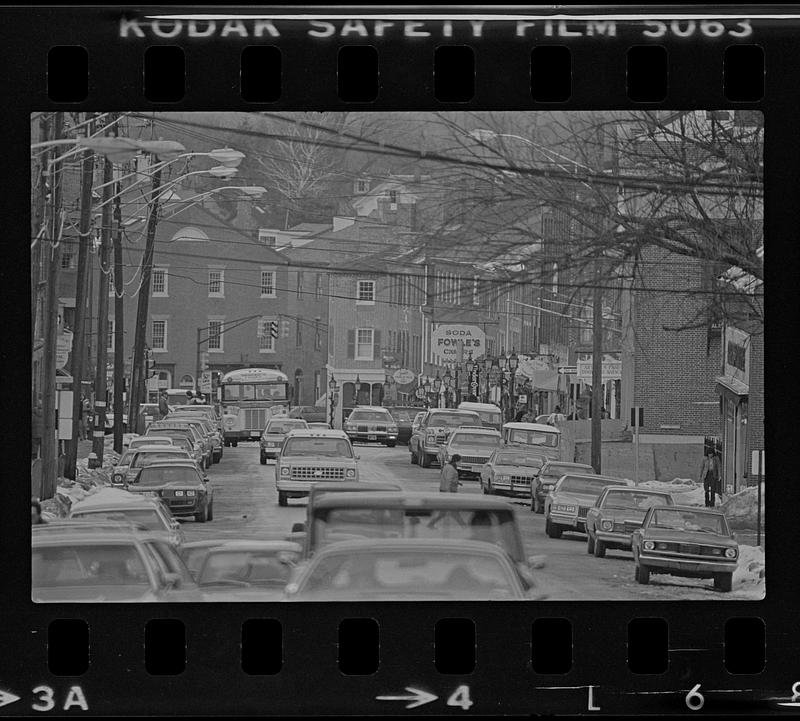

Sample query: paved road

[181,442,745,600]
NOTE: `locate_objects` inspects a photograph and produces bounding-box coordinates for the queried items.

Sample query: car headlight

[426,434,436,443]
[724,548,737,559]
[225,418,234,426]
[113,474,124,483]
[346,469,356,478]
[280,467,290,476]
[388,425,398,432]
[643,541,655,550]
[186,490,196,497]
[174,490,184,496]
[542,483,553,491]
[601,520,613,531]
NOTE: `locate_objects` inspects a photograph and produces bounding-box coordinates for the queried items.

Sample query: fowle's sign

[431,324,485,362]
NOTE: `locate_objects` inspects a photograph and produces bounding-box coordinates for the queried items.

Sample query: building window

[355,179,369,194]
[296,271,303,300]
[259,327,275,353]
[388,189,397,203]
[551,262,559,294]
[357,279,376,304]
[152,267,168,296]
[107,320,114,351]
[296,319,302,348]
[60,250,75,269]
[151,320,167,351]
[315,273,324,300]
[208,269,224,297]
[580,305,592,344]
[207,318,224,352]
[356,328,374,360]
[314,319,321,350]
[260,269,276,298]
[258,230,277,247]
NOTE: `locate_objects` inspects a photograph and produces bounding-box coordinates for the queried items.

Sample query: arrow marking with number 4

[376,687,438,709]
[0,690,20,709]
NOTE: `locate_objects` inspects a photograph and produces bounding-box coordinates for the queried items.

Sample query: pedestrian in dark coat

[700,449,721,507]
[439,454,462,493]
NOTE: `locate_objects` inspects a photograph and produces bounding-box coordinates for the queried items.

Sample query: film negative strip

[5,3,798,716]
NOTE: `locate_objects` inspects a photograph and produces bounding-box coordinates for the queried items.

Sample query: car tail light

[643,541,655,550]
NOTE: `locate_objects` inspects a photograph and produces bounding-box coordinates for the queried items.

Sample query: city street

[181,442,751,600]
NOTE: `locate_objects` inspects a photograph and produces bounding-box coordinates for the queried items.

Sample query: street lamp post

[355,375,362,407]
[328,376,338,428]
[433,373,442,408]
[508,349,519,422]
[497,351,508,419]
[483,355,493,403]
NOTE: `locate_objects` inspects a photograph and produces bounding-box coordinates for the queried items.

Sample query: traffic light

[281,320,290,338]
[200,352,209,371]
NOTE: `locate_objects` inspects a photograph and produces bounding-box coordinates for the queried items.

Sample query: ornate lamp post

[433,373,442,408]
[497,351,508,415]
[443,367,454,408]
[483,355,494,403]
[508,349,519,422]
[355,374,362,407]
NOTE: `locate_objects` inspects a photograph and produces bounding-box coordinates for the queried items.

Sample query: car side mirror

[163,572,182,589]
[527,554,547,570]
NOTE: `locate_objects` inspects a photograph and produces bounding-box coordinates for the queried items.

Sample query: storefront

[715,326,750,494]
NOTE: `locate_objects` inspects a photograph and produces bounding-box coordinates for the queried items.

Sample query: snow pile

[722,484,764,529]
[638,478,711,506]
[733,544,765,592]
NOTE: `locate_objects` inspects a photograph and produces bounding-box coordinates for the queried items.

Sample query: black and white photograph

[30,109,764,601]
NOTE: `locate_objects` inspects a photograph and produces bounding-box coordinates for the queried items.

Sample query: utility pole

[91,148,114,463]
[40,112,65,499]
[64,114,96,480]
[128,164,163,433]
[113,162,125,453]
[591,257,603,474]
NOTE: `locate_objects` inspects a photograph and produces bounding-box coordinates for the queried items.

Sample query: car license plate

[368,434,377,441]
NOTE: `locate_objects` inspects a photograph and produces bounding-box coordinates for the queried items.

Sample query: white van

[457,402,503,430]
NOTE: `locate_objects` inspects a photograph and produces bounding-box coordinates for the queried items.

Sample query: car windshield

[476,410,502,425]
[33,544,151,589]
[134,467,201,487]
[70,509,166,531]
[428,413,479,428]
[649,509,726,534]
[450,433,500,447]
[557,477,620,494]
[298,550,517,599]
[603,491,672,511]
[129,438,171,449]
[266,420,307,434]
[282,438,353,458]
[507,429,559,447]
[349,411,391,422]
[198,550,299,588]
[313,508,518,558]
[118,451,135,465]
[389,409,416,421]
[543,464,593,478]
[131,451,187,467]
[147,430,191,443]
[496,453,545,467]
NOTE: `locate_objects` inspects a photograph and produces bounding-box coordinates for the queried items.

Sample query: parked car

[631,505,739,592]
[302,491,541,589]
[32,522,202,602]
[146,422,208,468]
[151,419,214,469]
[170,414,224,464]
[275,429,359,507]
[179,539,229,578]
[385,406,422,444]
[308,422,331,430]
[585,487,675,558]
[110,445,196,487]
[128,461,214,523]
[170,404,222,431]
[480,449,549,498]
[343,406,399,446]
[289,406,328,424]
[142,430,199,464]
[457,401,503,431]
[408,409,482,468]
[437,427,502,477]
[260,417,309,464]
[195,540,302,601]
[545,474,635,539]
[125,436,173,451]
[69,488,185,547]
[531,461,596,514]
[284,539,532,601]
[501,422,565,462]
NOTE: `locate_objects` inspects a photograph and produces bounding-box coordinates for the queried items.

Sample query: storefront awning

[715,375,749,396]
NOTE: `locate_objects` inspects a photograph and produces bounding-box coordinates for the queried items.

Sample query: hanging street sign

[393,368,416,385]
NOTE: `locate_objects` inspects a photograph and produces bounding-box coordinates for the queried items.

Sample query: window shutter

[373,330,381,358]
[347,329,355,359]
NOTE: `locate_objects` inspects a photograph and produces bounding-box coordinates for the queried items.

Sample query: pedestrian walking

[700,448,721,507]
[600,406,610,419]
[31,499,47,525]
[158,389,170,420]
[547,405,566,426]
[439,454,462,493]
[514,407,528,422]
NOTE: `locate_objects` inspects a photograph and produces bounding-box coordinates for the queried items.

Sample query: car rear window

[33,543,150,588]
[70,508,166,531]
[313,508,519,558]
[349,411,392,422]
[496,453,545,467]
[266,419,308,434]
[603,491,672,510]
[428,412,480,427]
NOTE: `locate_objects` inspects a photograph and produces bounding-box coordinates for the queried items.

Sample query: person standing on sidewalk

[158,389,170,420]
[700,448,721,507]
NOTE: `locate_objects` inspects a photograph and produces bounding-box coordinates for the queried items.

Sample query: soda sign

[431,324,485,361]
